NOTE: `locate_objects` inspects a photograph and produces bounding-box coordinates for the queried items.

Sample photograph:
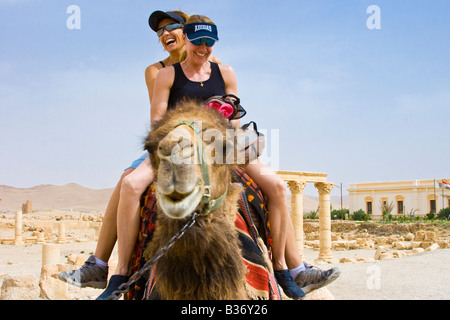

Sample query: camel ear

[145,144,154,156]
[143,130,163,166]
[143,133,155,155]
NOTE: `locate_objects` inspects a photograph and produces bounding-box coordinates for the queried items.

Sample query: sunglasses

[189,38,216,47]
[157,23,183,37]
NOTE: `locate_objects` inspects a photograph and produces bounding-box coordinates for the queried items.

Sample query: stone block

[392,251,408,258]
[374,237,388,245]
[304,287,334,300]
[0,274,40,300]
[379,252,394,260]
[415,231,426,241]
[425,243,439,252]
[411,247,425,254]
[333,240,349,250]
[410,241,421,248]
[22,200,33,214]
[39,265,70,300]
[405,233,414,241]
[67,254,89,267]
[339,257,358,263]
[394,241,410,250]
[42,244,61,266]
[374,246,387,260]
[358,257,375,263]
[348,242,361,250]
[425,231,436,241]
[438,240,449,249]
[420,241,433,249]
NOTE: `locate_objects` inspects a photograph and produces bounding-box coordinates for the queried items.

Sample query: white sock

[94,257,108,269]
[289,263,306,280]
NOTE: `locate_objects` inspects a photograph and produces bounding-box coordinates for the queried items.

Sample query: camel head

[144,99,235,220]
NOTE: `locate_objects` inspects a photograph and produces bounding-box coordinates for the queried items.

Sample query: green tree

[380,200,394,221]
[350,209,370,221]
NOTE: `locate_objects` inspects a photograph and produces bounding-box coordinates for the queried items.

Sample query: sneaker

[58,255,108,289]
[295,263,340,294]
[274,269,305,300]
[96,275,130,300]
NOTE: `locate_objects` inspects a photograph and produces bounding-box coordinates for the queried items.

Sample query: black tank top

[168,62,226,110]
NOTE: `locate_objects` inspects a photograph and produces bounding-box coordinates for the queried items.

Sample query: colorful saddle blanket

[125,167,281,300]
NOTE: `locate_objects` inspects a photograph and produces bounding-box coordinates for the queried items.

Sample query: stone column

[56,222,68,244]
[314,182,334,261]
[14,210,24,245]
[287,180,307,260]
[36,232,46,244]
[42,244,61,266]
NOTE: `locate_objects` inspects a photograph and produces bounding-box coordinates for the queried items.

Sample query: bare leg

[115,158,154,276]
[94,168,134,263]
[284,213,303,269]
[244,159,302,270]
[58,168,136,291]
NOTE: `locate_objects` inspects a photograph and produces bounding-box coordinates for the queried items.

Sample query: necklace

[181,61,209,87]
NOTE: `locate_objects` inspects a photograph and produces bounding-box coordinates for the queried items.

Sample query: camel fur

[143,99,248,300]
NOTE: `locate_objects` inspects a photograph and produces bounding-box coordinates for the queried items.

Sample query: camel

[141,99,272,300]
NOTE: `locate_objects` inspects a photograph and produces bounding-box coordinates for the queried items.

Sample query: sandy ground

[312,248,450,300]
[1,183,449,300]
[1,237,449,300]
[0,239,113,299]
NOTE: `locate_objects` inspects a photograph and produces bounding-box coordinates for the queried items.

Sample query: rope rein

[105,211,200,300]
[105,120,227,300]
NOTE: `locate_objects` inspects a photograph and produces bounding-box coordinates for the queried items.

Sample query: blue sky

[1,0,449,197]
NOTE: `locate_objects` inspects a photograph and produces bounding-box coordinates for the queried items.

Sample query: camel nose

[158,126,195,162]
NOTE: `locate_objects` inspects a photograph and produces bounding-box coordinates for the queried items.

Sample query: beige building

[348,179,450,219]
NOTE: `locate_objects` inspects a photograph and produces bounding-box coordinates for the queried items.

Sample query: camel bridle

[175,120,228,215]
[105,120,229,300]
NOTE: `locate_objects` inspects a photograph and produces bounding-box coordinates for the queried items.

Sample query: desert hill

[0,183,114,212]
[0,183,348,213]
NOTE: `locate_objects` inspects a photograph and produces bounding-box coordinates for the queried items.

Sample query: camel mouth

[156,185,203,219]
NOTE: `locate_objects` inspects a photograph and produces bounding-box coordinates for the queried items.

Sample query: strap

[175,120,227,215]
[241,121,258,132]
[203,94,247,120]
[238,192,259,243]
[224,94,246,120]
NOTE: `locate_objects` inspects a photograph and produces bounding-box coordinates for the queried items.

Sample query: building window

[381,197,388,208]
[395,195,405,215]
[430,200,436,213]
[397,201,404,214]
[366,201,373,215]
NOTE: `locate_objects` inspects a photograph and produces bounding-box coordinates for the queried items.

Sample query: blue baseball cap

[183,23,219,41]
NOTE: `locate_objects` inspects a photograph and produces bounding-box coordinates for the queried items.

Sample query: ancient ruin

[1,173,449,300]
[277,171,334,262]
[22,200,33,214]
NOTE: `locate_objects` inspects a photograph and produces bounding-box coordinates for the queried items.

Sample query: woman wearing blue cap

[151,15,231,122]
[151,14,340,300]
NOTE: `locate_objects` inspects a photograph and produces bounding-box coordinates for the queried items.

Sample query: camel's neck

[148,186,246,299]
